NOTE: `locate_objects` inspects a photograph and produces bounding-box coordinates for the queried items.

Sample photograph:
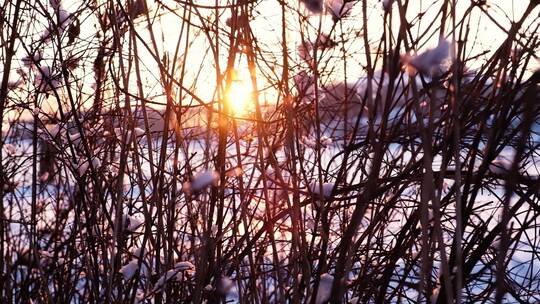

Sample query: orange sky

[4,0,539,121]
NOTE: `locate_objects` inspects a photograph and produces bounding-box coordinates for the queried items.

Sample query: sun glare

[225,78,252,116]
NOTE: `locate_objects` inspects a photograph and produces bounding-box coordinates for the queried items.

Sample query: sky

[3,0,540,121]
[131,0,539,106]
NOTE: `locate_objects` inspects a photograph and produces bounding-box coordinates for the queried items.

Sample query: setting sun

[225,78,252,116]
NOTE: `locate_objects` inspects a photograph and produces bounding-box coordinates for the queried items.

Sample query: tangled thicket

[1,0,540,303]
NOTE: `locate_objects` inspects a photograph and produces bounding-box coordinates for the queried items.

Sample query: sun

[225,71,252,116]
